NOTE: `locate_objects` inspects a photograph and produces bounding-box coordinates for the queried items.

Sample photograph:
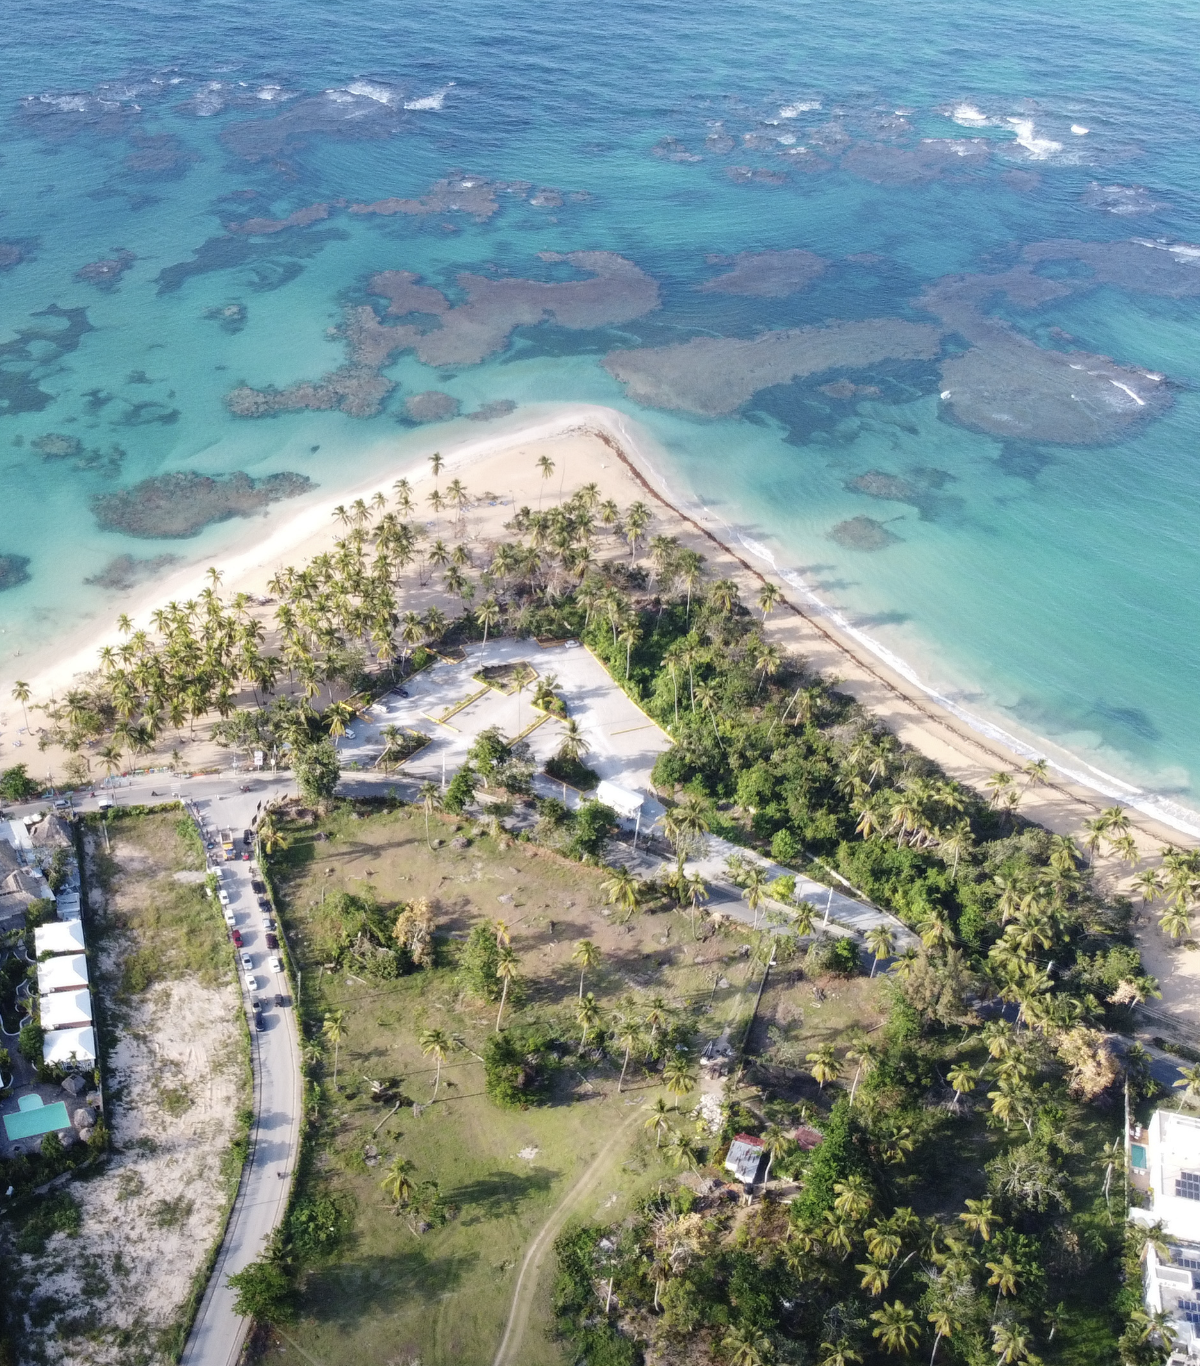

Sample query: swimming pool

[3,1096,71,1141]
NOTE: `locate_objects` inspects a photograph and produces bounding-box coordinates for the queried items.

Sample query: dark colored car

[243,829,252,846]
[231,929,243,947]
[266,933,279,950]
[254,1012,265,1031]
[274,994,286,1008]
[251,880,265,895]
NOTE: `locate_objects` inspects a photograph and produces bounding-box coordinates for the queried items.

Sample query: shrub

[569,800,618,860]
[442,766,477,814]
[458,923,501,1002]
[770,829,800,864]
[286,1195,348,1261]
[226,1257,294,1324]
[293,741,340,808]
[484,1025,554,1108]
[17,1021,44,1064]
[15,1191,81,1253]
[0,765,39,802]
[814,935,860,977]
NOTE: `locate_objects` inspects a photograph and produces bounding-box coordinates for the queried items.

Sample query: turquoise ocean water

[2,0,1199,825]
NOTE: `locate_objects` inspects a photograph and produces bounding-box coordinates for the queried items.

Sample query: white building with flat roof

[1131,1108,1200,1356]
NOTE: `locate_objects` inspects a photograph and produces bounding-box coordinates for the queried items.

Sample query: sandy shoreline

[9,399,1200,856]
[5,399,1200,1025]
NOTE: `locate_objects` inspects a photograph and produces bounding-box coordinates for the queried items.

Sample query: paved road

[35,773,303,1366]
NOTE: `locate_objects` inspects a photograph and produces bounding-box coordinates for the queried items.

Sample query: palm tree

[571,940,601,999]
[644,1095,670,1145]
[1159,906,1192,940]
[475,596,502,659]
[865,925,894,977]
[11,681,30,732]
[97,742,124,786]
[662,792,710,860]
[818,1340,862,1366]
[603,866,640,921]
[761,1123,792,1183]
[985,1253,1021,1308]
[322,1011,345,1091]
[946,1063,978,1107]
[576,991,602,1046]
[927,1304,962,1366]
[741,864,770,929]
[376,724,406,771]
[937,820,974,876]
[871,1301,918,1356]
[419,781,440,850]
[381,1155,418,1216]
[958,1195,998,1241]
[807,1044,841,1090]
[792,900,817,938]
[494,946,519,1031]
[419,1029,451,1101]
[757,581,781,622]
[257,813,290,857]
[1081,813,1113,863]
[1174,1064,1200,1108]
[536,454,555,509]
[722,1324,774,1366]
[684,874,708,940]
[614,1012,643,1093]
[991,1323,1032,1365]
[662,1054,696,1107]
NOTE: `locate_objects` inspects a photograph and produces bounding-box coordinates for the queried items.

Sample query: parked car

[266,933,279,950]
[261,914,273,931]
[254,1012,265,1031]
[240,952,253,970]
[251,879,265,895]
[218,890,230,906]
[268,956,282,974]
[247,975,260,991]
[274,993,286,1008]
[242,829,252,846]
[231,929,243,947]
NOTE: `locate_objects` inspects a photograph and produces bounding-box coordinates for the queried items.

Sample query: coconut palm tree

[475,597,502,659]
[740,864,770,929]
[615,1012,644,1094]
[602,866,640,921]
[865,925,894,977]
[721,1324,774,1366]
[1160,906,1192,940]
[535,453,555,508]
[322,1011,345,1091]
[11,681,30,732]
[576,992,602,1046]
[818,1340,862,1366]
[571,939,601,999]
[870,1301,919,1356]
[761,1122,792,1183]
[757,581,781,622]
[957,1195,998,1241]
[643,1094,670,1144]
[807,1044,841,1090]
[257,813,289,857]
[494,946,519,1031]
[947,1063,978,1107]
[684,874,709,940]
[662,1053,696,1107]
[381,1155,418,1216]
[1174,1064,1200,1108]
[792,900,817,938]
[419,1028,452,1101]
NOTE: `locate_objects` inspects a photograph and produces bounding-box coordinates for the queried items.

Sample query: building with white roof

[40,989,92,1032]
[54,891,82,921]
[42,1026,96,1069]
[34,921,86,957]
[1130,1108,1200,1355]
[725,1134,767,1186]
[37,954,88,995]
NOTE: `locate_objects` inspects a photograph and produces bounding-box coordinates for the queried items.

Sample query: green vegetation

[0,763,40,802]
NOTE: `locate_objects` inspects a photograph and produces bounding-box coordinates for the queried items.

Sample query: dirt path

[490,1108,642,1366]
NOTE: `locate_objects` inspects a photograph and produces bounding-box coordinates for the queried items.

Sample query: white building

[42,1026,96,1069]
[54,891,82,921]
[40,989,93,1032]
[34,921,86,957]
[1130,1108,1200,1356]
[37,954,89,995]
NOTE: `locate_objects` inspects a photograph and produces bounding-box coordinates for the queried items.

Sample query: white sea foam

[949,102,990,127]
[1005,117,1062,160]
[1108,380,1146,407]
[35,93,90,113]
[779,101,820,118]
[192,81,226,116]
[1071,124,1089,135]
[1085,184,1163,216]
[777,133,797,145]
[404,82,455,111]
[344,79,399,105]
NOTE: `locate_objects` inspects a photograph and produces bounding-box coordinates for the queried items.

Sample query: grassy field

[261,801,888,1366]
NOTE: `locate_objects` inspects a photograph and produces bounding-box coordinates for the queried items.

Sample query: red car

[231,929,244,947]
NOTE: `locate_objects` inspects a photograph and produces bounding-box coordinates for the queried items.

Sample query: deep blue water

[2,0,1200,826]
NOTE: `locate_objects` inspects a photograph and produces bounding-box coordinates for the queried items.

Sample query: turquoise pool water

[3,1098,71,1141]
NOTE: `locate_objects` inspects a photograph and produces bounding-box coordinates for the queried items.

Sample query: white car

[247,975,261,991]
[268,956,282,974]
[261,915,273,931]
[240,952,253,971]
[223,910,235,926]
[218,890,230,906]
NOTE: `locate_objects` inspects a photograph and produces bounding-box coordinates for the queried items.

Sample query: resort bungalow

[34,920,86,957]
[40,989,92,1033]
[1129,1108,1200,1356]
[725,1134,767,1188]
[37,954,88,995]
[42,1026,96,1070]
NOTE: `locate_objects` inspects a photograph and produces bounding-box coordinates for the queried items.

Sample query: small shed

[41,990,92,1032]
[42,1026,96,1069]
[34,921,86,957]
[37,954,89,995]
[794,1125,824,1152]
[725,1134,767,1186]
[55,892,82,921]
